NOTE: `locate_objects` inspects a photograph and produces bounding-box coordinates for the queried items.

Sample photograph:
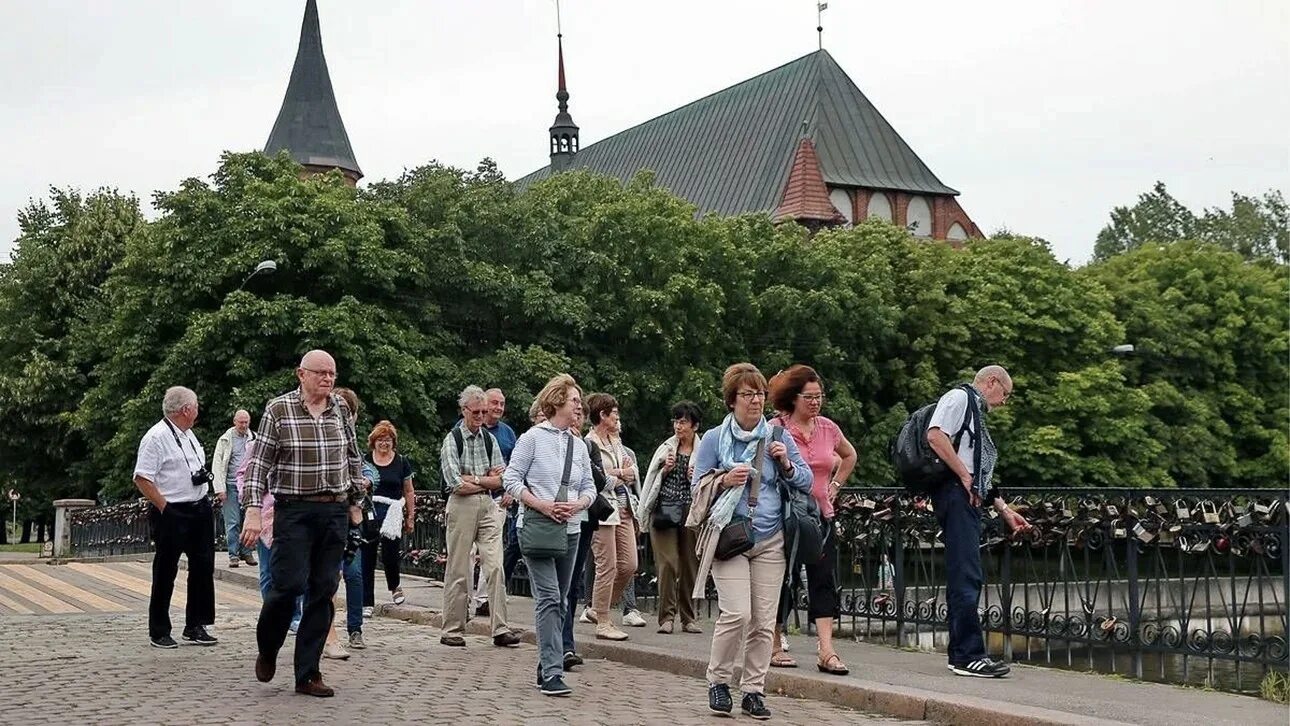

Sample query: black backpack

[772,424,827,566]
[889,384,979,494]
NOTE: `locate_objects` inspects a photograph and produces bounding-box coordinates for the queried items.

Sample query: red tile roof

[773,137,845,225]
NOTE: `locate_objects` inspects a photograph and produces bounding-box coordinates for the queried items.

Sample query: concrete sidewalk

[198,558,1282,726]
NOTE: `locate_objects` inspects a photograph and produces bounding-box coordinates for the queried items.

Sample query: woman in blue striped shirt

[502,374,597,697]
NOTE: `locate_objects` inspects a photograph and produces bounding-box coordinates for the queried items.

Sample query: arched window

[947,222,968,241]
[829,188,853,225]
[906,196,932,237]
[866,192,892,222]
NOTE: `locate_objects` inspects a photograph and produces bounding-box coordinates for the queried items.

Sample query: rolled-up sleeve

[440,434,464,493]
[242,409,278,509]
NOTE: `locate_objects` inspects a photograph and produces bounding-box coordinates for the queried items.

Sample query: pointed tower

[264,0,362,185]
[548,34,580,172]
[774,135,846,231]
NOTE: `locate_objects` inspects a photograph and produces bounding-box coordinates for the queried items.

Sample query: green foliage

[1259,670,1290,704]
[1094,182,1288,264]
[0,154,1285,506]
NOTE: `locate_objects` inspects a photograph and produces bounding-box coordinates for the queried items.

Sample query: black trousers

[149,498,215,639]
[778,519,839,625]
[256,500,347,685]
[360,503,402,606]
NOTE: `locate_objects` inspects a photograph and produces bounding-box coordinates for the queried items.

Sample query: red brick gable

[774,138,845,225]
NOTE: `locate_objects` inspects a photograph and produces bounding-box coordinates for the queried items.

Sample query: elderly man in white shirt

[132,385,217,649]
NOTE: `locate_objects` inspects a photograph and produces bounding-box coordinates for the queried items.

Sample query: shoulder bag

[519,435,576,559]
[714,435,767,560]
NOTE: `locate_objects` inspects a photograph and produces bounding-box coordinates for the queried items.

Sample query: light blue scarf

[708,413,770,528]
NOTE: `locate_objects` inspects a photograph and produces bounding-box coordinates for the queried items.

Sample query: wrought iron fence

[69,499,156,557]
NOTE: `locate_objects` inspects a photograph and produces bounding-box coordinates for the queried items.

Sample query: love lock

[1144,496,1168,516]
[1157,524,1180,545]
[1132,521,1155,543]
[1104,503,1121,519]
[1175,498,1192,521]
[1236,511,1254,528]
[1200,500,1221,525]
[1252,500,1271,517]
[860,496,876,512]
[1112,519,1129,539]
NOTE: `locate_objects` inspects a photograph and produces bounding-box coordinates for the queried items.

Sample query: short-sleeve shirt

[133,419,209,504]
[365,453,414,500]
[927,388,977,473]
[776,415,843,518]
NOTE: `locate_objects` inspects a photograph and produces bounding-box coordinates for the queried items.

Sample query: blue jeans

[340,548,363,634]
[931,480,986,665]
[258,540,302,628]
[223,487,247,558]
[525,532,580,683]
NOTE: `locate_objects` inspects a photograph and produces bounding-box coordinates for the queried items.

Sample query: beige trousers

[706,530,785,693]
[443,493,508,636]
[591,513,639,621]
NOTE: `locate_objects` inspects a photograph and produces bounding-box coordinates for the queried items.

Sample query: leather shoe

[493,632,521,648]
[295,675,335,697]
[255,653,276,683]
[440,635,466,647]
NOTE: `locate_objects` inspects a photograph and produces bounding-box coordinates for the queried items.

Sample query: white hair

[162,386,197,416]
[458,385,487,409]
[974,365,1011,386]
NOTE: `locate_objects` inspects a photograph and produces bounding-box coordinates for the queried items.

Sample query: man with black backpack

[925,365,1029,678]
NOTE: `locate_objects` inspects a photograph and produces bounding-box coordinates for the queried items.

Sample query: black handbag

[519,436,576,559]
[653,501,687,530]
[588,492,615,523]
[714,435,767,561]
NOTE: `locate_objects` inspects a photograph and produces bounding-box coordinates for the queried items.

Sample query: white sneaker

[579,607,597,624]
[781,633,791,652]
[362,606,374,619]
[322,643,350,660]
[622,610,647,628]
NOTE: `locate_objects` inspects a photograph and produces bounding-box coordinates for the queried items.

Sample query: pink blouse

[774,414,843,519]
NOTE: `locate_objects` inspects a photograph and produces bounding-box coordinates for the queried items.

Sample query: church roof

[264,0,362,179]
[516,49,957,215]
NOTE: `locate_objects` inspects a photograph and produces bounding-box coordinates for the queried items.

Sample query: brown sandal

[817,651,849,675]
[770,650,798,668]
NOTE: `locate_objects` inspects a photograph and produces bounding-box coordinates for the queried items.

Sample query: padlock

[1112,519,1128,539]
[1252,500,1270,516]
[1157,525,1179,545]
[1175,499,1192,521]
[1132,522,1154,543]
[1200,500,1220,525]
[1236,512,1254,528]
[860,497,876,512]
[1104,503,1120,518]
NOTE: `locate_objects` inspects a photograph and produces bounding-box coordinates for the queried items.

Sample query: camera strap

[163,417,200,475]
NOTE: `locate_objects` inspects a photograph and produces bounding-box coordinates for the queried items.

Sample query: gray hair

[973,365,1011,386]
[458,385,487,409]
[162,386,197,416]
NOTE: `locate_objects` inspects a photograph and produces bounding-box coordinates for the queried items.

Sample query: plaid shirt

[440,425,503,493]
[242,388,365,508]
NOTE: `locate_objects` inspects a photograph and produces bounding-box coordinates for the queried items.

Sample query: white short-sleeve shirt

[926,388,977,474]
[133,418,209,504]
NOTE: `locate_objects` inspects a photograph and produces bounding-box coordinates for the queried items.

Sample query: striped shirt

[440,425,503,492]
[503,422,597,534]
[242,388,365,509]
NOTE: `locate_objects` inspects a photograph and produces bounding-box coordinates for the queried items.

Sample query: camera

[343,525,364,565]
[192,467,213,488]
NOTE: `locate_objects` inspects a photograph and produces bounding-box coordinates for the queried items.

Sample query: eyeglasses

[798,393,826,403]
[301,367,337,379]
[466,408,486,417]
[736,390,767,401]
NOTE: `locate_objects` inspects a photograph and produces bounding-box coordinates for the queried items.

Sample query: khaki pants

[706,530,785,693]
[443,493,508,636]
[591,514,639,621]
[650,523,699,626]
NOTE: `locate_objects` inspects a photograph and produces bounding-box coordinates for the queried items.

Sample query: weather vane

[817,2,828,50]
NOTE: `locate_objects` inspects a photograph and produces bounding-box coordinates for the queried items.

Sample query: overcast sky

[2,1,1286,265]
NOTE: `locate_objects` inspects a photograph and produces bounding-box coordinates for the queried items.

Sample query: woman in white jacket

[583,392,641,641]
[637,401,704,634]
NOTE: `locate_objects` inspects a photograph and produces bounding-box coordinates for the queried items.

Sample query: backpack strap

[452,426,465,460]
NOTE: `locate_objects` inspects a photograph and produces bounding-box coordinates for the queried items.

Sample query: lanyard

[163,418,199,474]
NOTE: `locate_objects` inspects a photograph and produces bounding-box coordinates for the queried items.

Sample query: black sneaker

[741,692,771,720]
[708,683,733,716]
[563,651,584,670]
[150,635,178,649]
[475,601,490,617]
[950,657,1010,678]
[540,676,572,697]
[182,626,218,645]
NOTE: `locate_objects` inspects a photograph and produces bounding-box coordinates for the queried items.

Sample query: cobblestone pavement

[0,608,912,725]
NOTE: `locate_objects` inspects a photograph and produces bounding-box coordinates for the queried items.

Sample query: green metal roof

[515,50,957,214]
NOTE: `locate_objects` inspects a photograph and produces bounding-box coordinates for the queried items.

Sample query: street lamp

[1110,344,1135,355]
[238,260,278,290]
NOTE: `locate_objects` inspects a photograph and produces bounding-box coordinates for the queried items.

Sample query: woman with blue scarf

[690,363,812,720]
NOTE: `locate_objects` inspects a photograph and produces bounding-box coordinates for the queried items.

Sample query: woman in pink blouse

[768,365,857,675]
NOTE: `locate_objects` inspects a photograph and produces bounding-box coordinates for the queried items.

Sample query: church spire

[264,0,362,185]
[548,30,580,172]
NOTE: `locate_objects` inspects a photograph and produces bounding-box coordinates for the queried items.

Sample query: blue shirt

[690,426,812,542]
